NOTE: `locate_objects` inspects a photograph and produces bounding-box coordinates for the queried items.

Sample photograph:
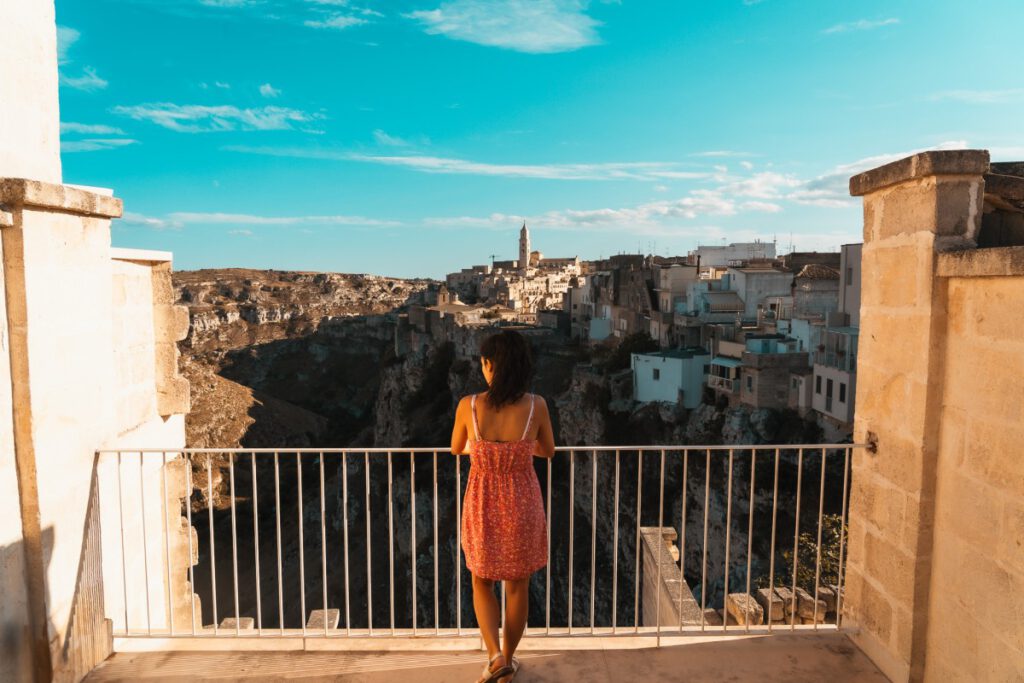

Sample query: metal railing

[97,444,861,643]
[706,375,740,393]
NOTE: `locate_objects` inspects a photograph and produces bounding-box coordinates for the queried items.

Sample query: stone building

[0,3,193,679]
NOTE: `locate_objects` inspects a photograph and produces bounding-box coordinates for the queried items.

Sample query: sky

[55,0,1024,279]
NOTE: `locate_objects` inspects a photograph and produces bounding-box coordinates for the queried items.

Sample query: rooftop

[639,346,711,359]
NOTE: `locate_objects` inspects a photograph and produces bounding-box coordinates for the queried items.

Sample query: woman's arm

[533,396,556,459]
[450,396,471,455]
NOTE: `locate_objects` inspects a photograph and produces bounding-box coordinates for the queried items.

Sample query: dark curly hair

[479,330,534,409]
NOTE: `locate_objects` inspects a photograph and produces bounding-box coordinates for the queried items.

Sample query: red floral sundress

[461,393,549,581]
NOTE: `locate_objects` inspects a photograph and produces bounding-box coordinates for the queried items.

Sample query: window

[653,368,660,381]
[846,267,854,286]
[792,378,799,389]
[839,382,847,403]
[815,375,822,394]
[746,375,753,392]
[826,378,834,412]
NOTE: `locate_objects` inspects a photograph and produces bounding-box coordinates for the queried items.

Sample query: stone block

[306,609,340,630]
[702,608,722,626]
[157,375,191,417]
[849,149,989,197]
[817,585,837,613]
[218,617,254,630]
[755,587,784,621]
[715,608,738,626]
[774,586,796,614]
[725,593,763,626]
[794,587,827,620]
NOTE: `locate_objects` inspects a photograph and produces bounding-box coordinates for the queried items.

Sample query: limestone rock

[817,585,838,613]
[795,587,827,619]
[726,593,764,625]
[702,608,723,626]
[755,587,785,621]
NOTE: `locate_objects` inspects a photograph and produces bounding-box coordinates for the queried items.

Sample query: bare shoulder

[532,393,550,413]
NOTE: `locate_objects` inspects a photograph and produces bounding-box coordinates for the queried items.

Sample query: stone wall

[844,150,1024,682]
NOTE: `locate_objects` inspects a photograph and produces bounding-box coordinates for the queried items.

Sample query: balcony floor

[85,632,888,682]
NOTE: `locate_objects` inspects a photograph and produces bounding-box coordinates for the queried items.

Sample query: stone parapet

[0,177,123,219]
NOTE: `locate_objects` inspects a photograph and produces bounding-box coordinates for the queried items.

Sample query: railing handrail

[97,443,870,454]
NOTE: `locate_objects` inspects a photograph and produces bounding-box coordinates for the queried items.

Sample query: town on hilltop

[400,223,860,441]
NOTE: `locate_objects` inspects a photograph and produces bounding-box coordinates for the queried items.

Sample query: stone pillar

[0,0,62,183]
[843,150,989,682]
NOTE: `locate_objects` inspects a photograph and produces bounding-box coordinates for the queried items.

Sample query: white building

[631,348,711,409]
[688,240,776,269]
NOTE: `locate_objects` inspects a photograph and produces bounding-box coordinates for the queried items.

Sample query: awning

[705,291,745,312]
[710,357,743,368]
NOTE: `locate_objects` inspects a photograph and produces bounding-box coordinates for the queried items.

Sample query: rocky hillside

[174,269,433,448]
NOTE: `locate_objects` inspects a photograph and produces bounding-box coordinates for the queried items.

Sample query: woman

[451,330,556,683]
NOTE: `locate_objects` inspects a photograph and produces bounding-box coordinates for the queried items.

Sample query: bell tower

[519,222,530,275]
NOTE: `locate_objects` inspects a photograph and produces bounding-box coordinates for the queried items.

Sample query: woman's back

[471,392,537,443]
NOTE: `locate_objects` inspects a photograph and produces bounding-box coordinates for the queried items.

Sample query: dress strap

[521,393,536,441]
[470,394,481,441]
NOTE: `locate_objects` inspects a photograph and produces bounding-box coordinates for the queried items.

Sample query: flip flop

[503,656,521,681]
[478,653,513,683]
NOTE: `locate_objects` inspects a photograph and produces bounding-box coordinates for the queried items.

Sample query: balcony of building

[83,444,884,682]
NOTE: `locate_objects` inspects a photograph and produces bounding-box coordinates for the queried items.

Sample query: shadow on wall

[1,526,55,683]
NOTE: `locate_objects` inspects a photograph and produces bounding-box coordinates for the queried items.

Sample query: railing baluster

[342,453,351,636]
[611,449,619,634]
[836,447,851,628]
[656,449,665,646]
[116,453,129,635]
[700,450,709,632]
[160,452,172,636]
[274,452,283,635]
[320,452,329,637]
[365,451,373,635]
[634,450,642,634]
[433,451,439,635]
[229,453,239,636]
[545,456,552,635]
[568,449,575,634]
[207,456,218,635]
[411,451,417,635]
[745,450,756,634]
[768,448,779,633]
[813,448,827,630]
[455,452,461,636]
[251,453,262,635]
[139,453,153,636]
[388,450,395,635]
[297,454,306,636]
[185,455,196,636]
[790,448,804,632]
[590,450,597,633]
[722,449,733,634]
[678,449,688,633]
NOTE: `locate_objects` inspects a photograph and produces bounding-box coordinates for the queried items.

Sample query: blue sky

[56,0,1024,278]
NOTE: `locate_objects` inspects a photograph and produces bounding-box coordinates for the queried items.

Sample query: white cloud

[822,18,900,34]
[305,0,351,4]
[228,229,255,237]
[56,26,79,65]
[930,89,1024,104]
[121,212,184,230]
[653,184,669,193]
[407,0,601,53]
[740,160,754,170]
[373,129,411,146]
[112,103,323,132]
[60,122,126,135]
[60,138,139,153]
[304,14,368,29]
[165,212,401,227]
[215,81,231,89]
[224,145,713,181]
[691,150,752,157]
[60,67,109,91]
[787,140,968,207]
[199,0,260,7]
[259,83,282,98]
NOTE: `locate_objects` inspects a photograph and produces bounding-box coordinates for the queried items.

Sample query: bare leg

[472,574,505,680]
[500,577,530,677]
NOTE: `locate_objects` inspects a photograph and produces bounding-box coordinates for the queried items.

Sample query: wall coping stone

[110,247,173,264]
[849,150,990,197]
[935,245,1024,278]
[0,177,123,219]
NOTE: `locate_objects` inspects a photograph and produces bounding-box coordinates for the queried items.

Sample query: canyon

[174,269,846,631]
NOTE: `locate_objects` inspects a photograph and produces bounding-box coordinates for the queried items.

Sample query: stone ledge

[111,247,173,263]
[936,245,1024,278]
[850,150,990,197]
[0,177,123,218]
